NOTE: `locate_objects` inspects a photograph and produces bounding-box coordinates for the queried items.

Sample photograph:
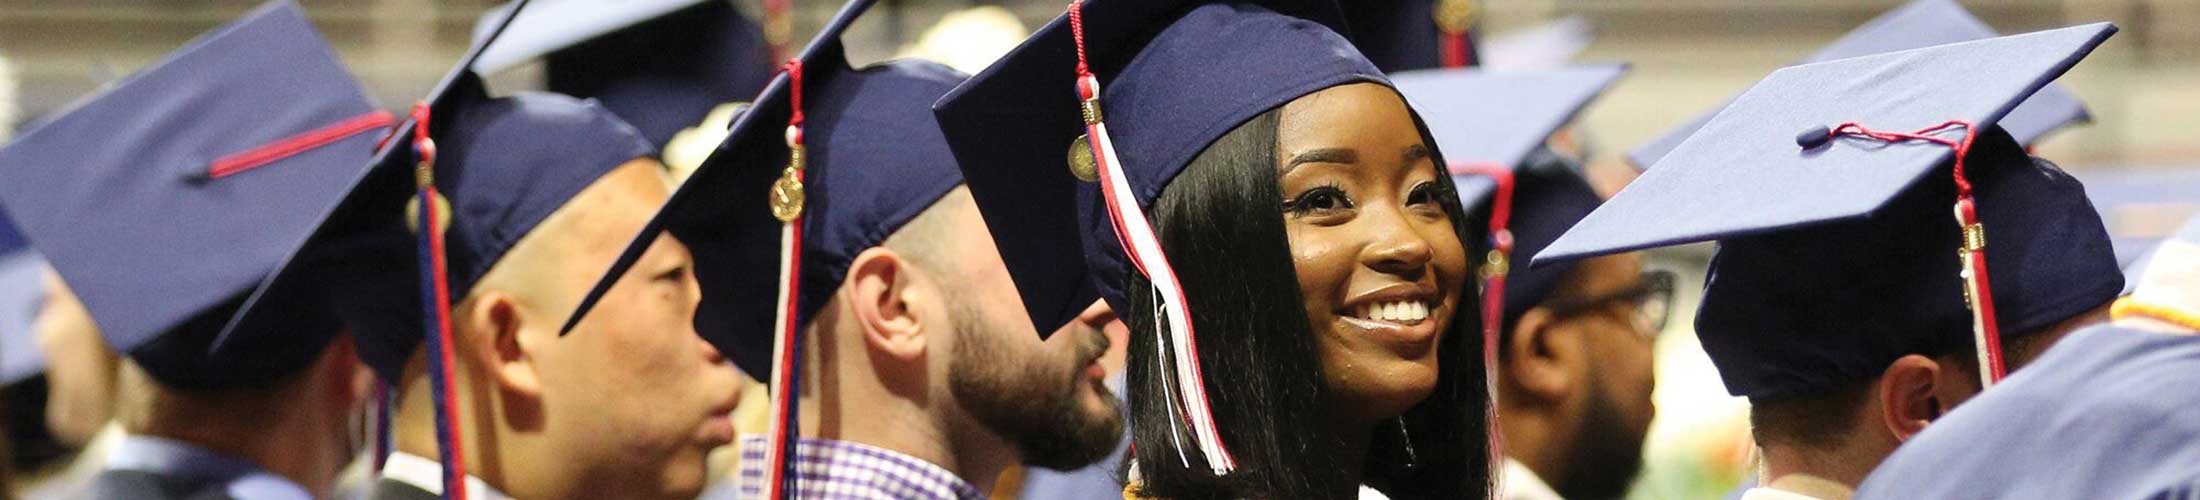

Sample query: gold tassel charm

[770,127,807,223]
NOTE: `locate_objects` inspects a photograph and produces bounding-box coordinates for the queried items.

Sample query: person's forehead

[1567,252,1645,297]
[1277,86,1423,162]
[526,159,668,262]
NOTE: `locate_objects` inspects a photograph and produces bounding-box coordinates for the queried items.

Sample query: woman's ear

[845,247,926,361]
[457,292,542,399]
[1504,307,1575,402]
[1877,354,1945,442]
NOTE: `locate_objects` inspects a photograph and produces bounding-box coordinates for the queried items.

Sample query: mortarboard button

[1797,125,1834,149]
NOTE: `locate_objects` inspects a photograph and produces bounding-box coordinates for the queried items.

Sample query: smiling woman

[931,1,1492,499]
[1125,83,1485,500]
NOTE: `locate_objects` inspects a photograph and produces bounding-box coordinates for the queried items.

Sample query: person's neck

[1758,444,1874,500]
[802,374,1011,492]
[129,384,338,498]
[1495,391,1566,485]
[392,366,562,500]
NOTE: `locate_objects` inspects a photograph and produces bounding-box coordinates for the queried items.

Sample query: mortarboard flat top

[1391,64,1624,204]
[471,0,711,73]
[1391,64,1623,321]
[472,0,776,146]
[934,0,1381,334]
[558,0,971,376]
[0,1,393,390]
[1627,0,2092,169]
[1535,23,2122,398]
[1539,23,2116,266]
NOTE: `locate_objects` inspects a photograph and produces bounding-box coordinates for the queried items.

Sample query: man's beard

[1552,371,1649,500]
[946,299,1126,471]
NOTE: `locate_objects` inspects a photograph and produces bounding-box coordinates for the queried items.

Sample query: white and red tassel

[1068,0,1234,475]
[761,58,810,500]
[1824,121,2005,387]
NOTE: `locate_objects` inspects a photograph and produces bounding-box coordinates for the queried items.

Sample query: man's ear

[457,292,543,398]
[845,247,926,361]
[1877,354,1945,442]
[1503,307,1575,401]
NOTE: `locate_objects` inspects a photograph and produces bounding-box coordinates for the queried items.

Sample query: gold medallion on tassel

[1434,0,1474,36]
[1068,135,1098,182]
[770,145,806,222]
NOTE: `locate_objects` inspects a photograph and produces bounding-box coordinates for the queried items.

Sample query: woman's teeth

[1356,300,1430,324]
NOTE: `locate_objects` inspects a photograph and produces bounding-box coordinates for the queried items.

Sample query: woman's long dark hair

[1125,107,1491,500]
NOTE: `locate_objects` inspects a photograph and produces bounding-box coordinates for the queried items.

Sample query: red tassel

[761,58,809,500]
[1825,121,2006,385]
[408,101,469,500]
[1449,162,1513,480]
[1069,0,1235,474]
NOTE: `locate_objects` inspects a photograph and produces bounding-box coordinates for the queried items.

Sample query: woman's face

[1275,82,1469,424]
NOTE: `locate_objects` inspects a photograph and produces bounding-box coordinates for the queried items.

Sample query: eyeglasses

[1542,270,1677,341]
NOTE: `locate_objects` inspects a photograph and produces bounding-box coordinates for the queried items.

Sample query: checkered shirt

[731,434,985,500]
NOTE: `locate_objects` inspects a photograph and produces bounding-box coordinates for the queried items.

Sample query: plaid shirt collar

[734,434,986,500]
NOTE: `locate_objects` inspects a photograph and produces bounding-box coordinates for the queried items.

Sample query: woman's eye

[1406,181,1447,207]
[1284,185,1354,215]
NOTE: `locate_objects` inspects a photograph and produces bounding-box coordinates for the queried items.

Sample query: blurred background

[1,1,2195,499]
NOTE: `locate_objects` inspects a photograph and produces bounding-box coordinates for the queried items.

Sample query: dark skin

[1497,253,1657,489]
[1275,82,1470,495]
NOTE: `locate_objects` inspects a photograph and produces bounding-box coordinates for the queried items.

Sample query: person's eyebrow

[1403,144,1431,164]
[1282,147,1357,175]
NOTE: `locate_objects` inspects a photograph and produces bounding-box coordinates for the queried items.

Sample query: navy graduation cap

[0,1,394,391]
[328,0,656,496]
[1343,0,1480,71]
[555,0,966,496]
[1389,63,1623,467]
[1535,24,2123,398]
[470,0,776,148]
[934,0,1386,475]
[1627,0,2092,170]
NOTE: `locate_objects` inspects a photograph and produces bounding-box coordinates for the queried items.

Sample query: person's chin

[1335,358,1440,416]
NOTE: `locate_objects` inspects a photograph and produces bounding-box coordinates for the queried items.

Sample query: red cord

[410,101,468,500]
[1068,0,1231,469]
[1825,120,2006,381]
[763,57,808,500]
[1442,33,1469,68]
[210,110,394,179]
[1069,1,1090,78]
[1449,163,1513,466]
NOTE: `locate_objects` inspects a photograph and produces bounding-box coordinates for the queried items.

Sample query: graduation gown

[87,469,239,500]
[1855,325,2200,499]
[87,435,310,500]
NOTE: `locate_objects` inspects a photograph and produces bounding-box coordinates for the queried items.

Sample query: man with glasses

[1392,65,1660,500]
[1485,150,1672,500]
